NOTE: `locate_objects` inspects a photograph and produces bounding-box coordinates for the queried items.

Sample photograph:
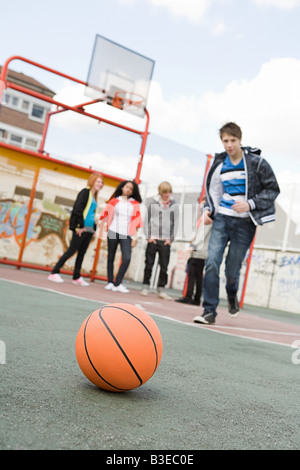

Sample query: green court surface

[0,279,299,450]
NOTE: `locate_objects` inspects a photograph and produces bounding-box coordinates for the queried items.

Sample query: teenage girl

[48,172,104,286]
[99,180,143,293]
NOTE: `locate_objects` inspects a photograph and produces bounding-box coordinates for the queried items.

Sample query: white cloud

[50,57,300,188]
[69,148,203,188]
[140,153,205,186]
[147,0,211,23]
[197,58,300,160]
[147,81,201,134]
[253,0,300,9]
[147,57,300,165]
[211,20,227,35]
[49,82,205,187]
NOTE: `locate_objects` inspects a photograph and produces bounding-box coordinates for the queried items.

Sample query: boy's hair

[158,181,172,194]
[219,122,242,140]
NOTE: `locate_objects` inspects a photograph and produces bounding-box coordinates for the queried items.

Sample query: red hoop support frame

[0,55,151,279]
[0,55,149,184]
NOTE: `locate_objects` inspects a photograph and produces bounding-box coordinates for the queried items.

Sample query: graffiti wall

[0,147,119,278]
[128,242,300,315]
[211,248,299,315]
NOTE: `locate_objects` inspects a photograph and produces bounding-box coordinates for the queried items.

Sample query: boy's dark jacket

[69,187,96,231]
[204,147,280,226]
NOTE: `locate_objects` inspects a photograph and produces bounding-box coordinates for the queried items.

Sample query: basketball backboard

[85,35,155,118]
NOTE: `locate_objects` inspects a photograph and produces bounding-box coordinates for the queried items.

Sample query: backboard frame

[85,34,155,118]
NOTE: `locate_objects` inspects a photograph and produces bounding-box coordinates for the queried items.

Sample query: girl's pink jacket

[99,197,143,236]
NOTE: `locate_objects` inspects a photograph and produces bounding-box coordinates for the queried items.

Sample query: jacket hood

[215,146,262,159]
[151,194,175,205]
[242,146,261,156]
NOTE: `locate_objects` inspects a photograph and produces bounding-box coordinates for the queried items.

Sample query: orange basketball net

[112,90,145,110]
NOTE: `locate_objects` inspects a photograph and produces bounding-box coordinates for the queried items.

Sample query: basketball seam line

[99,310,143,387]
[101,305,159,372]
[99,305,159,387]
[83,312,127,391]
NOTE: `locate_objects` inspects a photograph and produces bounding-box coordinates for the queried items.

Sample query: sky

[1,0,300,199]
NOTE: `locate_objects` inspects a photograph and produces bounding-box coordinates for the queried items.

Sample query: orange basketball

[75,303,163,392]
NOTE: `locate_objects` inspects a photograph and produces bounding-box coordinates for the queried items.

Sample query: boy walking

[141,182,179,300]
[194,122,280,325]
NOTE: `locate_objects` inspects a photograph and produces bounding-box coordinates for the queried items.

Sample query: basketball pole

[134,109,150,185]
[17,166,40,268]
[240,233,256,309]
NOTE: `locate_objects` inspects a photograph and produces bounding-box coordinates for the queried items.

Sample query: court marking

[202,324,298,336]
[136,309,297,348]
[0,277,297,349]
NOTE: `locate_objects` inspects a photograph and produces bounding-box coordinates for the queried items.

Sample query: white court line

[139,310,297,348]
[0,278,107,305]
[206,324,298,336]
[0,278,297,348]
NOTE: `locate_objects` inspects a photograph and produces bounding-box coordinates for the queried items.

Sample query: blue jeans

[202,214,256,316]
[107,231,132,286]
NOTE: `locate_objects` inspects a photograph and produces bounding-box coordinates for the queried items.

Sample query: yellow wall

[0,144,122,278]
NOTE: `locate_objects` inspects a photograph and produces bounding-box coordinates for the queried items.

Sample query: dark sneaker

[228,296,240,317]
[193,312,215,325]
[175,297,193,304]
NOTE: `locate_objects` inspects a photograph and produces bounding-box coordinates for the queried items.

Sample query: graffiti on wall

[0,199,69,250]
[276,254,300,304]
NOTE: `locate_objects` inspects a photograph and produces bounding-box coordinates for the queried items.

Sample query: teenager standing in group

[141,181,179,300]
[175,198,212,306]
[99,180,143,293]
[194,122,280,325]
[48,172,104,286]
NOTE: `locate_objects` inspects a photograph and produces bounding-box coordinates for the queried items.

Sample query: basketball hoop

[112,90,145,112]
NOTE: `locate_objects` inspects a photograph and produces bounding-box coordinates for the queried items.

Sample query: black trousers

[52,231,93,280]
[107,232,132,286]
[143,240,171,288]
[185,258,205,302]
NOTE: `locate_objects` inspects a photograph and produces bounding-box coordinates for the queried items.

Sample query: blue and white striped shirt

[218,154,248,218]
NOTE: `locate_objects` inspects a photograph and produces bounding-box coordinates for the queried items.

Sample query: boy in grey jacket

[194,122,280,325]
[141,182,179,300]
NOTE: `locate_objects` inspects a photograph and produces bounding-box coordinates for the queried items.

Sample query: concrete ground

[0,265,300,450]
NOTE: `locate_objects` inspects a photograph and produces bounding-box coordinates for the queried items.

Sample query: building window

[22,100,30,111]
[31,104,45,120]
[14,186,44,200]
[4,93,11,105]
[2,91,48,122]
[25,138,38,149]
[12,96,19,106]
[10,134,22,146]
